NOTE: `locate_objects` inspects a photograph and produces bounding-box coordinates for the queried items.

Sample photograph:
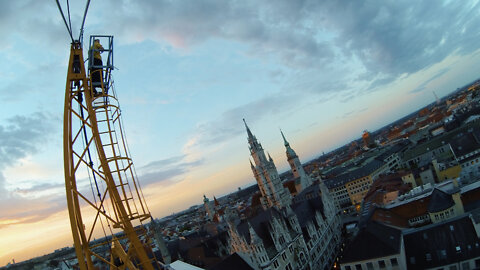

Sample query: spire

[268,152,273,162]
[244,118,255,141]
[285,204,294,216]
[248,222,261,244]
[214,196,220,206]
[281,130,297,160]
[250,159,255,169]
[280,129,289,147]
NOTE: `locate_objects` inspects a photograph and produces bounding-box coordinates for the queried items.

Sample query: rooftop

[208,253,254,270]
[427,188,455,213]
[324,159,385,189]
[340,221,402,263]
[404,215,480,269]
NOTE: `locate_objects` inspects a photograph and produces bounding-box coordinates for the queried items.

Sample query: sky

[1,0,480,265]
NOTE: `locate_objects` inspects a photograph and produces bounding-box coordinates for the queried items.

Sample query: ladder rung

[110,168,127,174]
[128,213,139,220]
[102,142,118,147]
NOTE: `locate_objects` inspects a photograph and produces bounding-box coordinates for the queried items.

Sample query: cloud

[0,113,58,226]
[94,0,480,91]
[0,1,68,49]
[100,0,334,69]
[0,194,66,229]
[185,92,298,149]
[324,1,480,77]
[12,182,64,196]
[2,0,478,102]
[410,67,451,93]
[137,155,204,186]
[0,113,54,169]
[339,107,368,119]
[0,180,65,228]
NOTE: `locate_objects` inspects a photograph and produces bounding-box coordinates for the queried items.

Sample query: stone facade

[227,121,342,270]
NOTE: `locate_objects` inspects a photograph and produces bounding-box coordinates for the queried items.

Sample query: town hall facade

[226,120,342,270]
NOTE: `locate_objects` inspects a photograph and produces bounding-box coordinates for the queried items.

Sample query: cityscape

[2,1,480,270]
[3,80,480,269]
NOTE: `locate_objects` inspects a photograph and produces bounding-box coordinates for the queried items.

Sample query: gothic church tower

[281,130,312,192]
[244,119,291,209]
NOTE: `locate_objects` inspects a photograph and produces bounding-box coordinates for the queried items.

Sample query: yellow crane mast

[57,1,162,269]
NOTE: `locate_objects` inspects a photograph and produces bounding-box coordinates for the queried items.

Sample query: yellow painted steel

[63,41,156,270]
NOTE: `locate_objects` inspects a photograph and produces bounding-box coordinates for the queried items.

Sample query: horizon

[2,0,480,265]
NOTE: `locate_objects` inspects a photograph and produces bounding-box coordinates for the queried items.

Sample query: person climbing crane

[89,38,104,95]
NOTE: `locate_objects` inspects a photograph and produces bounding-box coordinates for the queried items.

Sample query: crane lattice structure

[56,1,163,269]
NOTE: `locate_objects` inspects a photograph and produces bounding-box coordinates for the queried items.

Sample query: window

[462,262,470,270]
[378,260,386,268]
[285,263,292,270]
[282,252,287,261]
[391,258,398,266]
[345,267,352,270]
[449,265,458,270]
[426,253,432,261]
[273,260,279,268]
[355,264,362,270]
[455,246,461,253]
[279,236,285,245]
[475,259,480,268]
[366,262,374,270]
[299,253,306,264]
[439,249,447,259]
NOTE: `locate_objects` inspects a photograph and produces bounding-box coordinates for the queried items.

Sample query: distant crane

[55,1,163,269]
[433,91,441,105]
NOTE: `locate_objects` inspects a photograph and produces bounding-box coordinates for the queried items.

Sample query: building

[204,195,214,221]
[340,221,406,270]
[368,180,467,228]
[403,119,480,171]
[400,171,417,187]
[324,158,389,211]
[404,215,480,270]
[224,121,342,270]
[281,130,312,194]
[245,119,292,209]
[227,197,341,270]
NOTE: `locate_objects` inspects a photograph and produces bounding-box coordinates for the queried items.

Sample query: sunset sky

[2,0,480,265]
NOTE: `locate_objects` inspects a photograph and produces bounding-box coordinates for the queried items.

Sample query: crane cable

[79,0,91,43]
[55,0,74,42]
[66,0,72,37]
[55,0,91,44]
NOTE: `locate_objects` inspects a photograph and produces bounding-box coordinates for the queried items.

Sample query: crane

[56,1,164,269]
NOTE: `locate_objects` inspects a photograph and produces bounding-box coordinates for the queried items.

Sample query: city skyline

[2,0,480,265]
